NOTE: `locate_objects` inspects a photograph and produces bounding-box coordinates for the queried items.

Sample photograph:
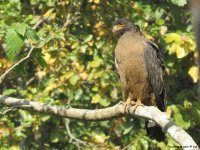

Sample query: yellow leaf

[168,43,179,55]
[71,42,79,49]
[64,71,75,79]
[144,34,154,40]
[59,41,65,48]
[44,53,56,64]
[144,22,148,28]
[89,58,102,68]
[36,70,46,79]
[110,88,118,99]
[93,134,105,144]
[166,106,172,117]
[94,21,103,28]
[94,0,100,4]
[165,33,181,43]
[44,8,55,19]
[188,66,199,83]
[98,30,105,36]
[176,46,187,59]
[80,72,88,80]
[92,84,98,91]
[88,41,94,46]
[187,38,196,51]
[91,94,101,103]
[10,145,20,150]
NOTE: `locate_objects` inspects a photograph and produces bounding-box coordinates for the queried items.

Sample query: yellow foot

[123,97,133,112]
[130,100,144,112]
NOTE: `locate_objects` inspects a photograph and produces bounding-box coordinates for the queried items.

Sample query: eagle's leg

[118,96,132,112]
[124,96,132,108]
[122,95,144,112]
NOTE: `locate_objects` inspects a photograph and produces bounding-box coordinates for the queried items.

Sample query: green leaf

[171,0,187,6]
[123,126,133,135]
[50,130,63,143]
[99,99,110,107]
[37,55,47,69]
[84,34,93,43]
[12,23,27,36]
[3,89,17,96]
[89,58,102,68]
[41,115,51,122]
[5,28,24,60]
[37,35,53,48]
[26,28,39,42]
[69,74,80,85]
[174,113,191,129]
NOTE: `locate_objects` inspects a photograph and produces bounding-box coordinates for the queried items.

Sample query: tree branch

[64,118,93,148]
[0,95,198,150]
[0,46,35,84]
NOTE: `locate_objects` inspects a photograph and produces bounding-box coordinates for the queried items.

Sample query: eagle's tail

[145,120,165,142]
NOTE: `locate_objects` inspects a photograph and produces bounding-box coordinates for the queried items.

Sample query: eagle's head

[113,18,140,35]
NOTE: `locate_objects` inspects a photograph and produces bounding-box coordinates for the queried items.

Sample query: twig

[0,104,31,115]
[62,13,72,29]
[33,20,43,30]
[25,77,35,87]
[33,8,55,30]
[0,46,35,84]
[64,118,92,148]
[0,107,16,115]
[62,1,82,30]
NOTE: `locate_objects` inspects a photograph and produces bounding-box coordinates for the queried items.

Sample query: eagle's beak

[112,25,124,33]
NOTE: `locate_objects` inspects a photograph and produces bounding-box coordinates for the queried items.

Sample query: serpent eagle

[113,18,166,142]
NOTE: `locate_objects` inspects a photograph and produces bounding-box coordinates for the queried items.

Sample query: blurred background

[0,0,199,149]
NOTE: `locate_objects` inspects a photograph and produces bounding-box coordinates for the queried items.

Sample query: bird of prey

[113,18,166,142]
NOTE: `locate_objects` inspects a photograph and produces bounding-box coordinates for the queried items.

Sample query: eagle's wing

[144,42,166,111]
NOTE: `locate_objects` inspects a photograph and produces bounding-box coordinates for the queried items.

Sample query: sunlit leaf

[188,66,199,83]
[69,74,80,85]
[91,94,101,103]
[171,0,187,6]
[176,46,187,59]
[165,33,181,43]
[99,99,110,107]
[84,34,93,43]
[89,58,102,68]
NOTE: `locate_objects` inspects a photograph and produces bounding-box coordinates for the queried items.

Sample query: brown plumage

[113,18,166,142]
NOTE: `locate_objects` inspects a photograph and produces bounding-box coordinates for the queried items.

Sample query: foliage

[0,0,199,149]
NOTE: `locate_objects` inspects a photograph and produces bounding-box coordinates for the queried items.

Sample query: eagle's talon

[119,101,125,105]
[131,100,144,112]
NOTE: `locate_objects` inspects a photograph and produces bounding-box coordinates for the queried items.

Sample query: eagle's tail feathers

[145,120,165,142]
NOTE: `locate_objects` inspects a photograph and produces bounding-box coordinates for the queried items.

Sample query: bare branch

[0,46,35,84]
[64,118,93,148]
[0,107,16,115]
[0,95,198,150]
